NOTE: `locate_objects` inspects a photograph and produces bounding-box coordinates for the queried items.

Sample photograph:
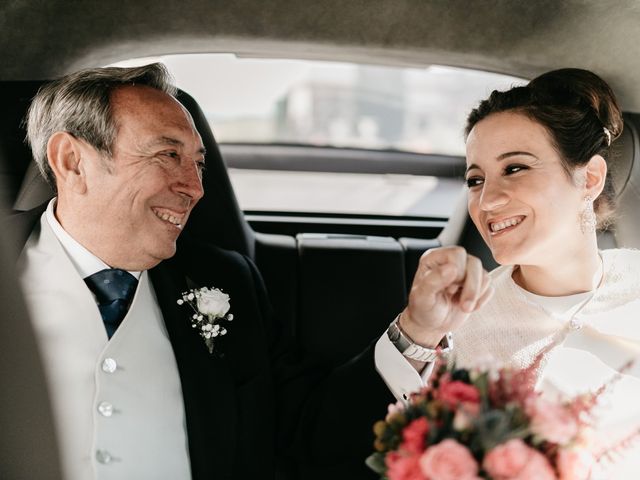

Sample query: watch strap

[387,316,453,362]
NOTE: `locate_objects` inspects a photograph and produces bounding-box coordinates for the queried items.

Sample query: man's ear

[46,132,87,194]
[584,154,607,198]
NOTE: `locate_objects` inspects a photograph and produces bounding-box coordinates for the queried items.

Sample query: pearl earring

[580,195,597,234]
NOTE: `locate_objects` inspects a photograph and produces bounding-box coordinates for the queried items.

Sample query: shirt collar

[45,198,141,280]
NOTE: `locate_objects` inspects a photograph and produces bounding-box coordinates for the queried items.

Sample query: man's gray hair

[26,63,177,190]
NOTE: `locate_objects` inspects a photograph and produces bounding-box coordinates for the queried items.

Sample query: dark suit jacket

[7,205,395,480]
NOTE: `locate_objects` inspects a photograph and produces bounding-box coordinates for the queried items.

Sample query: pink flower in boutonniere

[177,287,234,354]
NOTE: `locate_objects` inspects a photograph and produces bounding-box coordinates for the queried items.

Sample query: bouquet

[367,355,637,480]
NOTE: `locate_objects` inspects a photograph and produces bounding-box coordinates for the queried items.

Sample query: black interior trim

[221,143,466,177]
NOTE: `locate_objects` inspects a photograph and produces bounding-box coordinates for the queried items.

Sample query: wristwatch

[387,316,453,362]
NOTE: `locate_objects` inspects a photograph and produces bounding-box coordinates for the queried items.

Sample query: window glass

[113,54,524,155]
[111,55,525,218]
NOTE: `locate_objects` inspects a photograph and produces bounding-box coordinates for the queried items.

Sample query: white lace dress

[454,249,640,479]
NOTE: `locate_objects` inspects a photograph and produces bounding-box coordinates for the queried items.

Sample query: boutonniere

[177,287,234,354]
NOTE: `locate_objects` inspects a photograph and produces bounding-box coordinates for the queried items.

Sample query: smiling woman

[441,69,640,479]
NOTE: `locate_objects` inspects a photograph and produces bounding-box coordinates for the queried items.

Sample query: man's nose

[174,161,204,202]
[478,180,508,211]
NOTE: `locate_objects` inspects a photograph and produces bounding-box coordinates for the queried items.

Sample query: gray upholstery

[612,114,640,248]
[14,159,53,210]
[0,208,62,480]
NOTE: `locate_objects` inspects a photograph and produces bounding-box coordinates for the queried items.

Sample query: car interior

[3,1,640,478]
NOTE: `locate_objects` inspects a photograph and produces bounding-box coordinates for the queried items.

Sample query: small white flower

[220,327,227,335]
[213,324,220,332]
[187,293,195,301]
[212,331,219,337]
[227,314,234,321]
[203,324,212,331]
[204,332,211,339]
[177,299,184,305]
[192,314,198,320]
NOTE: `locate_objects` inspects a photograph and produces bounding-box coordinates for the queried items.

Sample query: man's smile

[152,207,186,230]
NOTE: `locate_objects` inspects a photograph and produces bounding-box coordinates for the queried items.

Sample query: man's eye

[466,177,484,188]
[196,160,206,172]
[161,151,179,160]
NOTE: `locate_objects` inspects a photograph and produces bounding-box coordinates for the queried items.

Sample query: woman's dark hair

[465,68,623,229]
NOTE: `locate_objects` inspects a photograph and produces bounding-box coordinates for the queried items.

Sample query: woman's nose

[478,180,509,211]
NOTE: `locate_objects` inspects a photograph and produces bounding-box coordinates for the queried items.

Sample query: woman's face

[465,111,586,266]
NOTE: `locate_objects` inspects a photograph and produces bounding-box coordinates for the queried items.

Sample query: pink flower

[526,397,579,445]
[437,380,481,409]
[513,449,557,480]
[386,451,427,480]
[419,439,480,480]
[401,417,430,454]
[557,448,594,480]
[483,439,556,480]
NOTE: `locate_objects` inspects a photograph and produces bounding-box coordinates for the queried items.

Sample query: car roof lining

[1,1,640,111]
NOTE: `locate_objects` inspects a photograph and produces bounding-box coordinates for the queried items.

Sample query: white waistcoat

[17,217,192,480]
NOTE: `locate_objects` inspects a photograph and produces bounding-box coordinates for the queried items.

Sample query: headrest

[610,113,640,248]
[9,84,255,257]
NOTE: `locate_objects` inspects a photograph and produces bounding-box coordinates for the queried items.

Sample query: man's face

[72,85,205,270]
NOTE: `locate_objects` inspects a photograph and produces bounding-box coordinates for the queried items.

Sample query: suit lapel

[149,260,237,480]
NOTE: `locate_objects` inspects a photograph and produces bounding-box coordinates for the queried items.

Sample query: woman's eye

[466,177,484,188]
[505,164,527,175]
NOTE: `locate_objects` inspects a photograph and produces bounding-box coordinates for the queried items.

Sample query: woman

[397,69,640,478]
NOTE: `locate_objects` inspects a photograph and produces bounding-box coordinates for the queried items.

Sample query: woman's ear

[584,154,607,199]
[46,132,87,194]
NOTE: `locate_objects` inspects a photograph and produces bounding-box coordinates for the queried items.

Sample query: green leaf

[365,453,387,475]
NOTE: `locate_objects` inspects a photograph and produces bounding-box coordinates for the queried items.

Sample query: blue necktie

[84,269,138,338]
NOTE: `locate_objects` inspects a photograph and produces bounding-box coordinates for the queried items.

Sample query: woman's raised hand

[399,246,493,348]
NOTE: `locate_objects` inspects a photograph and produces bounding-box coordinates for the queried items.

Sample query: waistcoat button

[96,450,112,464]
[98,401,114,417]
[102,358,117,373]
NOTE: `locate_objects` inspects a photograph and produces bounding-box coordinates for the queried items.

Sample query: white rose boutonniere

[177,286,234,354]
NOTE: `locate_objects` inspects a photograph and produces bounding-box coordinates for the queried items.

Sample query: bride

[388,69,640,478]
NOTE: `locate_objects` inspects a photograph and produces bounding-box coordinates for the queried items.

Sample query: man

[9,64,491,479]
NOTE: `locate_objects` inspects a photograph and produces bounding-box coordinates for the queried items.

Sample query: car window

[111,54,525,218]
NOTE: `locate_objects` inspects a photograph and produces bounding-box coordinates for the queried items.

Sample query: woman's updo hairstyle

[465,68,623,229]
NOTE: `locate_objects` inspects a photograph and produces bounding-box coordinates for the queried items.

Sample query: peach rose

[483,439,556,480]
[557,448,594,480]
[419,439,480,480]
[513,448,556,480]
[401,417,430,454]
[527,397,578,445]
[386,451,427,480]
